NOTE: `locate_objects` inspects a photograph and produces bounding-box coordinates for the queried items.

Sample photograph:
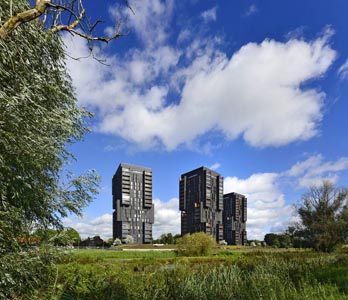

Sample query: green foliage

[264,233,292,248]
[296,181,348,252]
[0,0,100,230]
[176,232,216,256]
[65,227,81,245]
[34,227,81,246]
[124,235,134,244]
[162,233,174,244]
[113,238,122,246]
[0,244,65,300]
[264,233,279,246]
[0,6,100,214]
[0,1,100,299]
[153,232,180,244]
[50,250,348,300]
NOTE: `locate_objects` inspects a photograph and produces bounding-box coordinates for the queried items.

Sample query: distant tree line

[264,231,310,249]
[152,233,182,244]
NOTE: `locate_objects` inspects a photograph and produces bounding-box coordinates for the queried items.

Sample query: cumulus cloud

[65,23,336,151]
[284,154,348,188]
[116,0,174,47]
[224,173,293,239]
[63,199,180,240]
[63,155,348,240]
[223,154,348,239]
[61,2,342,241]
[153,198,181,238]
[63,214,113,240]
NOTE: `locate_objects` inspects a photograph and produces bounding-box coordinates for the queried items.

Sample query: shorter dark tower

[179,166,224,242]
[112,163,154,244]
[223,192,247,245]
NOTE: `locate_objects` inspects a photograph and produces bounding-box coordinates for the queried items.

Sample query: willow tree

[0,1,126,298]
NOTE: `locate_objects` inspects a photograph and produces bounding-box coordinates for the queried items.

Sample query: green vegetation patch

[51,249,348,300]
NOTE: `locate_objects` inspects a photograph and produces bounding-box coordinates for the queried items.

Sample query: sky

[61,0,348,241]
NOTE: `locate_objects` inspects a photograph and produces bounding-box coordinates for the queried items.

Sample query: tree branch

[1,0,128,46]
[0,0,50,40]
[55,27,125,43]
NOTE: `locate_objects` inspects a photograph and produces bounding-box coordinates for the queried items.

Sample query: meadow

[51,247,348,300]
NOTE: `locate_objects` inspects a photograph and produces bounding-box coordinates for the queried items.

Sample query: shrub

[176,232,216,256]
[113,238,122,246]
[124,235,134,244]
[219,240,228,246]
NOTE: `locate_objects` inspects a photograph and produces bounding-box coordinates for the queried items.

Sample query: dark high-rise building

[112,163,154,244]
[223,192,247,245]
[179,167,224,242]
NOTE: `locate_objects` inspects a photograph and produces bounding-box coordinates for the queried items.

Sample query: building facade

[223,192,247,245]
[179,167,224,242]
[112,163,154,244]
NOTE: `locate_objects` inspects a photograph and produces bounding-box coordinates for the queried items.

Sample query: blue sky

[62,1,348,240]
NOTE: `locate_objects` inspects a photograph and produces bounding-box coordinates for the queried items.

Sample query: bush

[176,232,216,256]
[124,235,134,244]
[219,240,228,246]
[113,238,122,246]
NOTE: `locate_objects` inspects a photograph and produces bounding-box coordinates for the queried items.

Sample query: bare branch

[50,2,128,44]
[55,26,125,43]
[0,0,129,45]
[123,0,135,15]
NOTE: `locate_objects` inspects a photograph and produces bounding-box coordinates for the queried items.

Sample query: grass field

[53,247,348,300]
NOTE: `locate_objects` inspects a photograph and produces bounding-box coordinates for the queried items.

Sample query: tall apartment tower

[112,163,154,244]
[223,192,247,245]
[179,167,224,242]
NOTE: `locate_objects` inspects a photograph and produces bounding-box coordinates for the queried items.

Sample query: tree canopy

[0,11,99,232]
[0,1,102,298]
[295,181,348,252]
[34,227,81,245]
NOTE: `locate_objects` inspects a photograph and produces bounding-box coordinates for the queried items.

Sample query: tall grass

[69,249,176,262]
[50,250,348,300]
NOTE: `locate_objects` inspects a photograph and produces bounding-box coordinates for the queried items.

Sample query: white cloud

[285,26,306,40]
[63,214,113,240]
[177,29,191,44]
[63,155,348,241]
[153,198,180,238]
[63,199,180,241]
[338,59,348,80]
[209,162,221,170]
[285,154,348,188]
[223,154,348,239]
[201,6,217,23]
[116,0,174,47]
[225,173,279,195]
[243,4,258,17]
[65,30,336,151]
[224,173,293,239]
